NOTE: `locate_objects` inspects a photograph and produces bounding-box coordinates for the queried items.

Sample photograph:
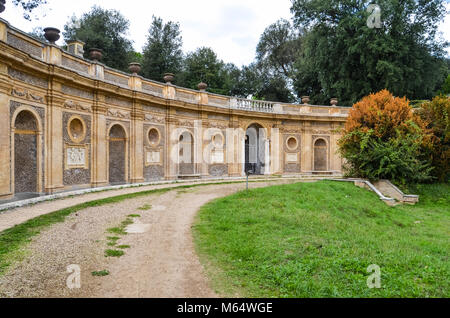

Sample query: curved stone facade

[0,18,347,199]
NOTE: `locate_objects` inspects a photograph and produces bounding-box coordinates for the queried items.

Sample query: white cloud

[1,0,449,66]
[1,0,292,66]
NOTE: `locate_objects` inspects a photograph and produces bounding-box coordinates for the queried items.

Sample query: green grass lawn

[193,181,449,298]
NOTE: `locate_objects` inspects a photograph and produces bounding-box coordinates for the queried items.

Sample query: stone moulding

[11,88,45,103]
[144,114,165,124]
[107,109,131,119]
[64,100,92,113]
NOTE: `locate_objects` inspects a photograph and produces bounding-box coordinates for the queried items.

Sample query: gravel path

[0,180,298,298]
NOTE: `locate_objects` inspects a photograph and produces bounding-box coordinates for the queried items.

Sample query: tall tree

[178,47,228,95]
[63,6,134,72]
[250,19,301,103]
[291,0,449,106]
[142,16,184,82]
[243,63,296,102]
[256,19,302,78]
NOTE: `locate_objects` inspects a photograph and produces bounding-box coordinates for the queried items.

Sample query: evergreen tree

[291,0,449,105]
[63,6,134,72]
[141,16,183,82]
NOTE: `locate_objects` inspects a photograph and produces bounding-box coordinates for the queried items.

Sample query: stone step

[372,180,419,205]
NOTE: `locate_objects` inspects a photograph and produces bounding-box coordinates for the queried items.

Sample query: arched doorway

[14,110,39,195]
[245,124,266,175]
[314,138,328,172]
[108,124,127,184]
[178,131,195,175]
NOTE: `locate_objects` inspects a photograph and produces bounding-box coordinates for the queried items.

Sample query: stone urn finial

[89,48,103,62]
[0,0,6,14]
[330,98,338,107]
[163,73,175,84]
[302,96,310,105]
[129,62,141,76]
[43,27,61,44]
[198,82,208,92]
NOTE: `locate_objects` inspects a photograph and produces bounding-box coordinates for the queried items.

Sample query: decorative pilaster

[91,91,108,187]
[0,61,12,198]
[44,79,65,193]
[0,18,7,42]
[130,97,144,183]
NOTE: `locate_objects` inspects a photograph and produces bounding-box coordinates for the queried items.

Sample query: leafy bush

[416,95,450,182]
[340,130,433,184]
[339,90,433,185]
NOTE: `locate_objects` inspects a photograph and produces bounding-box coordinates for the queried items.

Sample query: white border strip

[0,175,342,212]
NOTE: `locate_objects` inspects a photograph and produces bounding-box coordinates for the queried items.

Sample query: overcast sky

[1,0,449,66]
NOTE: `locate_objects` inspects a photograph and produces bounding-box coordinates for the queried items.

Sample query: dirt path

[0,180,298,298]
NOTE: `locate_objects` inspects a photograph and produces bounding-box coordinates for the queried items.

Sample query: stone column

[199,112,209,178]
[91,93,108,187]
[0,19,7,42]
[128,72,144,184]
[166,109,178,180]
[227,117,242,177]
[45,79,65,193]
[270,123,282,175]
[0,61,12,199]
[302,122,313,173]
[130,99,144,184]
[330,122,343,173]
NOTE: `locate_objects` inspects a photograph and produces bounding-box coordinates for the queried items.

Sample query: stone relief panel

[144,114,165,125]
[107,108,131,119]
[11,87,45,104]
[64,100,92,113]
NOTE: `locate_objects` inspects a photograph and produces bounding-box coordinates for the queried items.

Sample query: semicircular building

[0,18,349,200]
